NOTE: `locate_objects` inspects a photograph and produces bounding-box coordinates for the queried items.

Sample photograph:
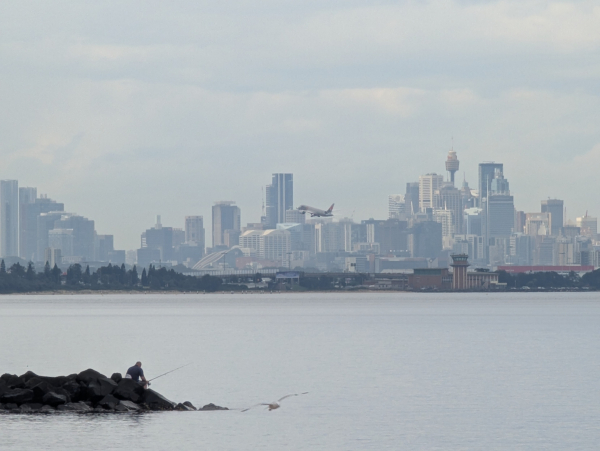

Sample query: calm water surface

[1,292,600,450]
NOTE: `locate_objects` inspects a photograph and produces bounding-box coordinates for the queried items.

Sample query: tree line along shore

[0,260,599,294]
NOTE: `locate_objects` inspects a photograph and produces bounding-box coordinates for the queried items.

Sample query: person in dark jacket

[126,361,149,389]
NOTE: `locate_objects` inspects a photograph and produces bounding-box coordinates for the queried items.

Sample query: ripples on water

[1,292,600,450]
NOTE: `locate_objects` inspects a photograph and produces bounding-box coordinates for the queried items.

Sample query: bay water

[1,292,599,450]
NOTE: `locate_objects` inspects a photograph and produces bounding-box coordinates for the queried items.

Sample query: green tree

[141,268,148,286]
[26,262,35,280]
[9,263,26,278]
[131,265,139,286]
[0,259,5,274]
[51,264,62,284]
[43,261,51,279]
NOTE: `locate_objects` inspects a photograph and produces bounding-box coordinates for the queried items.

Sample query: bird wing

[241,403,270,412]
[278,392,308,402]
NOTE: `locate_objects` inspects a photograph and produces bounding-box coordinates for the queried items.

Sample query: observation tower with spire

[445,149,460,185]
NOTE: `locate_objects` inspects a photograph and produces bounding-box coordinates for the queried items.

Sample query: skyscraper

[265,173,293,228]
[478,162,503,208]
[1,180,19,257]
[418,174,443,211]
[185,216,205,248]
[404,182,419,216]
[212,201,241,248]
[541,199,564,236]
[18,187,37,259]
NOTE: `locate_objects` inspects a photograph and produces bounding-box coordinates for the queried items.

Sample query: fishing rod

[149,363,193,382]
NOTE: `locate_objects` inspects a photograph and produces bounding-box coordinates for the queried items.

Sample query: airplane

[297,204,334,217]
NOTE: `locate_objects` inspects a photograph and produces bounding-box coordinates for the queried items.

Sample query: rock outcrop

[0,369,226,414]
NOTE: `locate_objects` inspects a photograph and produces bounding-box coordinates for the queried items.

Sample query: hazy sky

[1,1,599,250]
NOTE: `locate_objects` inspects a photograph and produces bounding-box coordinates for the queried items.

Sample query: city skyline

[1,2,599,250]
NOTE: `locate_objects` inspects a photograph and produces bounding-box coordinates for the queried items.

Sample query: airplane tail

[327,204,334,213]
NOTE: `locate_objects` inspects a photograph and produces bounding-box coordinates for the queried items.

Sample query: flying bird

[241,392,308,412]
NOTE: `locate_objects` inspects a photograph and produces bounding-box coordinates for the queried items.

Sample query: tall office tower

[18,187,37,259]
[379,219,408,255]
[265,173,293,228]
[445,150,460,185]
[185,216,205,248]
[541,199,564,235]
[212,201,241,248]
[404,182,420,216]
[418,174,443,211]
[388,194,405,219]
[95,235,115,262]
[54,214,96,261]
[433,184,462,235]
[0,180,19,257]
[460,179,475,211]
[485,169,514,239]
[478,162,503,208]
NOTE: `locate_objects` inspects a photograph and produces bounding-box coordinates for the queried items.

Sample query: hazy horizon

[1,1,598,250]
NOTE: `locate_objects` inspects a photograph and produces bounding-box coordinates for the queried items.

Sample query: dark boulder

[76,369,108,384]
[199,403,229,411]
[19,404,33,413]
[140,389,176,411]
[98,394,119,410]
[31,381,56,402]
[114,404,128,412]
[62,381,81,401]
[114,379,144,403]
[111,373,122,383]
[19,371,38,382]
[0,381,7,397]
[42,392,68,407]
[3,374,25,389]
[25,377,44,389]
[5,403,18,410]
[40,405,55,413]
[183,401,197,410]
[86,377,117,402]
[1,389,34,405]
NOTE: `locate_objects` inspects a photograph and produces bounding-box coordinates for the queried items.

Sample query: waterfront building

[450,254,469,290]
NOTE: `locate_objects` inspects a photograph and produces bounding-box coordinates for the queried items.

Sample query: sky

[1,0,599,250]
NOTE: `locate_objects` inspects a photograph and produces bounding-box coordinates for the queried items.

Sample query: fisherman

[125,361,149,389]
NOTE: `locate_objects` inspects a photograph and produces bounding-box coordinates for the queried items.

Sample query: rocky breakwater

[0,369,227,413]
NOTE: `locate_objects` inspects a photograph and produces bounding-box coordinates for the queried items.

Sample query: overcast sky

[1,1,599,250]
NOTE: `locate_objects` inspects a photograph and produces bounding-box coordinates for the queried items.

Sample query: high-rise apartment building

[285,209,306,224]
[0,180,19,257]
[541,199,564,236]
[54,214,96,261]
[418,174,443,211]
[22,196,65,262]
[212,201,241,248]
[265,173,293,228]
[185,216,205,248]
